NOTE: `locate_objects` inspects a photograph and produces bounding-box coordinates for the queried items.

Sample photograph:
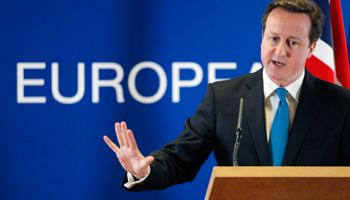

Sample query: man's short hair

[261,0,325,46]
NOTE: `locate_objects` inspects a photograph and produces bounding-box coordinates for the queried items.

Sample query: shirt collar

[263,67,304,102]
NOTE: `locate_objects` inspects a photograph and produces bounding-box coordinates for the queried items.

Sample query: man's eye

[269,37,278,44]
[288,40,299,49]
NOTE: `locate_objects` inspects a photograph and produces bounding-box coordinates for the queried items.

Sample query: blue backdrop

[1,1,349,199]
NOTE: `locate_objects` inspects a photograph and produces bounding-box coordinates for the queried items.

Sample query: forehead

[265,7,311,38]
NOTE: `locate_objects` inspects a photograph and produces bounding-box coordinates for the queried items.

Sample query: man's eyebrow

[289,36,303,41]
[268,32,279,35]
[268,32,303,41]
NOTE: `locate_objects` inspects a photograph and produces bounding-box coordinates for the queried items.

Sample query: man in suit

[103,0,350,191]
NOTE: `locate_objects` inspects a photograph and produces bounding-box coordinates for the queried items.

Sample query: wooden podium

[205,167,350,200]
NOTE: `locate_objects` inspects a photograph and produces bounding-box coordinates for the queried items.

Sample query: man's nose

[275,42,287,56]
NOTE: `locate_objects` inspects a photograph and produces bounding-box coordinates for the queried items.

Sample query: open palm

[103,122,154,179]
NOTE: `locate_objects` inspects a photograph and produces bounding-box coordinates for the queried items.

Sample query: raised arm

[103,121,154,179]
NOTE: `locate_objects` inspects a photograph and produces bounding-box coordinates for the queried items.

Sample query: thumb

[143,156,154,166]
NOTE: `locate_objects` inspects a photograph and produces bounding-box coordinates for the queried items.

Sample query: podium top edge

[212,166,350,177]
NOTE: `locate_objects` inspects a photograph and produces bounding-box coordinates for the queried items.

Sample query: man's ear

[307,42,317,59]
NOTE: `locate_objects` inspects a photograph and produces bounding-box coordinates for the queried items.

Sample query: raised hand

[103,122,154,179]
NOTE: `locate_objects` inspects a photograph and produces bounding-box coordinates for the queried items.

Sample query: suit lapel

[243,69,271,166]
[282,70,322,166]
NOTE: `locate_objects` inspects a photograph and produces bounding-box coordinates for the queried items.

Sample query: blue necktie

[270,88,289,166]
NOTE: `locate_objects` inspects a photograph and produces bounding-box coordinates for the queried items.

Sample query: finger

[121,121,130,148]
[103,135,120,153]
[127,129,139,151]
[115,122,124,147]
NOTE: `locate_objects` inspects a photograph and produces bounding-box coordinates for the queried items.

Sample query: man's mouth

[273,61,285,66]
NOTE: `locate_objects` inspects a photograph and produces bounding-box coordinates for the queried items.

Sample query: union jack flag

[306,0,350,89]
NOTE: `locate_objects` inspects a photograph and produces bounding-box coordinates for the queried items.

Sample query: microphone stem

[233,98,244,166]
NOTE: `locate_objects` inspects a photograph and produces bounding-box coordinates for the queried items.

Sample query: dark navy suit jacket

[125,68,350,191]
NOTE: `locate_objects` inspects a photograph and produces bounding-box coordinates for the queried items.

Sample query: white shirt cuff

[123,165,151,189]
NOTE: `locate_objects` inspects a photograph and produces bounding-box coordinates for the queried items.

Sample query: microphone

[233,98,244,166]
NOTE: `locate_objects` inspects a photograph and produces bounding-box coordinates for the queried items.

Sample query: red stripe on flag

[306,55,335,83]
[330,0,350,89]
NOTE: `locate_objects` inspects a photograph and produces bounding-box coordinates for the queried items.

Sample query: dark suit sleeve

[123,84,217,191]
[341,107,350,165]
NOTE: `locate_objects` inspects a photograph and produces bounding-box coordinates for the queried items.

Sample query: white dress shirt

[124,166,150,189]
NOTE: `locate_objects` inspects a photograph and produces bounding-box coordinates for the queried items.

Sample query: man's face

[261,7,316,87]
